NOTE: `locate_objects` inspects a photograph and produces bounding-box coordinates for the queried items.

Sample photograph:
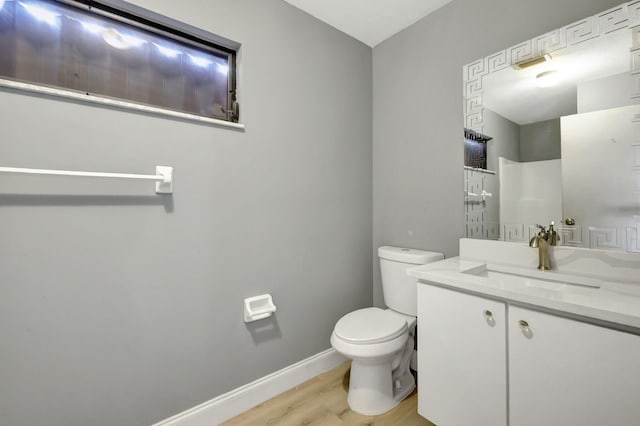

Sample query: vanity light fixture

[513,53,552,70]
[536,70,560,87]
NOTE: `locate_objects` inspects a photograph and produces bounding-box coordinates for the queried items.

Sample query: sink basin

[462,264,602,291]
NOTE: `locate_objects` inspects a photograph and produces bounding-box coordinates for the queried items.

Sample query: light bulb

[216,63,229,74]
[189,54,212,67]
[21,2,60,26]
[154,43,181,58]
[102,28,146,49]
[80,21,105,35]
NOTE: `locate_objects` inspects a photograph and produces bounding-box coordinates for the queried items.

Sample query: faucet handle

[534,224,547,234]
[548,221,558,246]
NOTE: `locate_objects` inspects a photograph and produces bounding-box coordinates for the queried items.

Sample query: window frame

[0,0,243,129]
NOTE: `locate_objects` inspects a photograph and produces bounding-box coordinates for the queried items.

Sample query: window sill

[0,78,245,131]
[464,166,496,175]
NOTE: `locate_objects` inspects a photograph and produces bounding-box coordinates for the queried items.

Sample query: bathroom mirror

[463,1,640,252]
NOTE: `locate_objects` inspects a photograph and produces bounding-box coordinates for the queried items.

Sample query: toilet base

[346,359,416,416]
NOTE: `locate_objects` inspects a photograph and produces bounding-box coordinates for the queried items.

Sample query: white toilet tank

[379,246,444,316]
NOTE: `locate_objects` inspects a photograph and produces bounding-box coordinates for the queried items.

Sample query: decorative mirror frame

[463,0,640,252]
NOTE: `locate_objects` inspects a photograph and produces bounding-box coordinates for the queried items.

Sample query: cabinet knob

[483,310,496,327]
[519,320,531,334]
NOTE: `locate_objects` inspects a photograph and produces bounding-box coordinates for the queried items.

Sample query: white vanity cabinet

[417,284,507,426]
[418,283,640,426]
[509,306,640,426]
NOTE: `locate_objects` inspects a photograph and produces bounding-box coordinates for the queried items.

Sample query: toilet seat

[334,307,408,345]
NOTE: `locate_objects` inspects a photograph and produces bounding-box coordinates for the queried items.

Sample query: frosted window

[0,0,237,121]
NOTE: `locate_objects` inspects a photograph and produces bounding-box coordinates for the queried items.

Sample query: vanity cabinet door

[509,306,640,426]
[417,284,507,426]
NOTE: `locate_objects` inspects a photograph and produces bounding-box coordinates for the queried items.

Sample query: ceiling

[482,29,630,125]
[281,0,454,47]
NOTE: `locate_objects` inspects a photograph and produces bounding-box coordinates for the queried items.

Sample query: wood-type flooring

[223,362,435,426]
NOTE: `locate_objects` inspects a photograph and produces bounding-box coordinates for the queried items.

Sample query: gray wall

[520,118,562,162]
[483,108,522,233]
[484,108,521,169]
[578,72,635,113]
[0,1,372,425]
[372,0,622,307]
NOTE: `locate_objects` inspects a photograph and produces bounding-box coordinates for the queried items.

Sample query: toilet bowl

[330,246,443,415]
[331,307,417,415]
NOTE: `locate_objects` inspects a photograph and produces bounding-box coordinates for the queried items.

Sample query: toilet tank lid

[378,246,444,265]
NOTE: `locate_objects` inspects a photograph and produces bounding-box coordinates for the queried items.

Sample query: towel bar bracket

[155,166,173,194]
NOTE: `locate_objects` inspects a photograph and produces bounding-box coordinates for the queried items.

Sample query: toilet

[330,246,444,415]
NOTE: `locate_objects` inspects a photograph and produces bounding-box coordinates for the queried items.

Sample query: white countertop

[409,257,640,331]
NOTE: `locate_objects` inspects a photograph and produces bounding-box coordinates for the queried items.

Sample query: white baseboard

[152,348,346,426]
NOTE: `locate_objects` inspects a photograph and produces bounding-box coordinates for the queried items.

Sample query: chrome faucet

[529,222,558,270]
